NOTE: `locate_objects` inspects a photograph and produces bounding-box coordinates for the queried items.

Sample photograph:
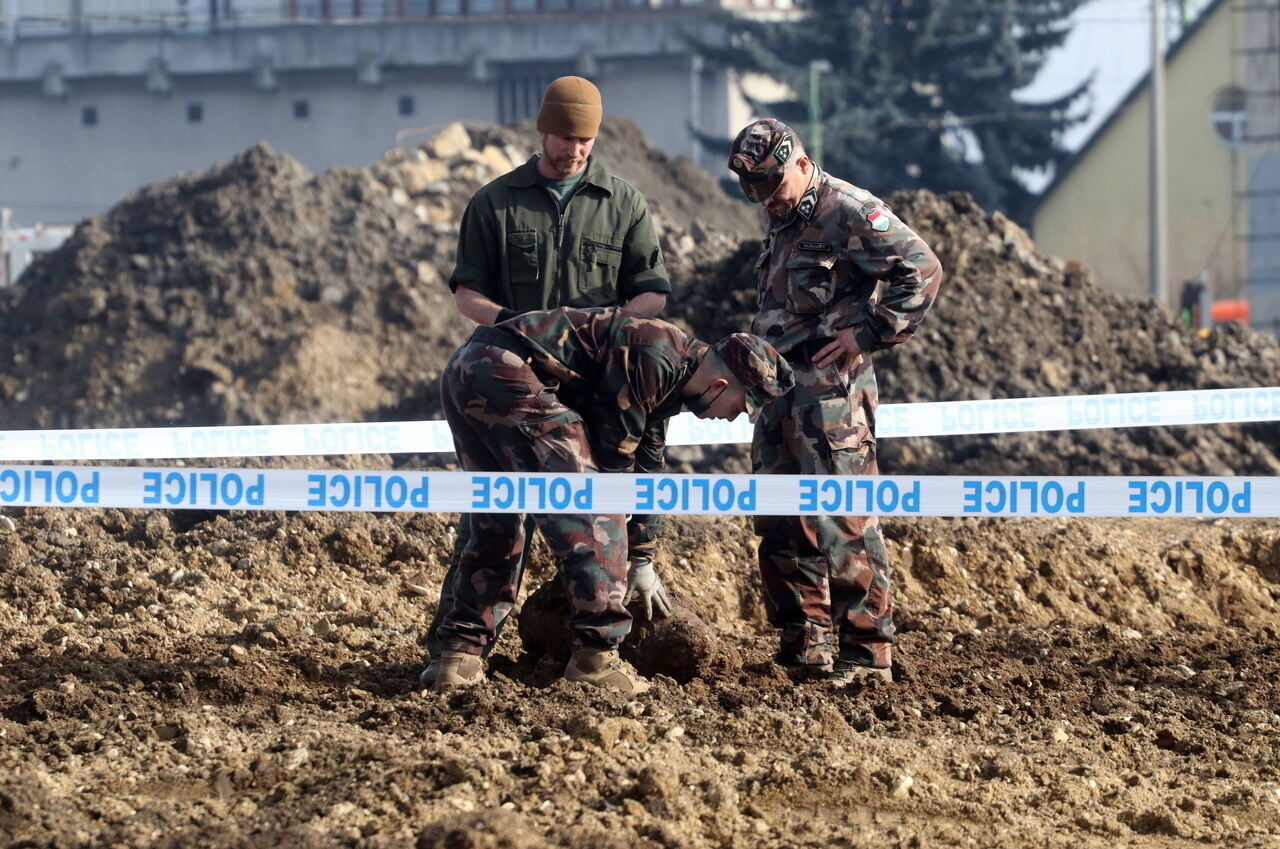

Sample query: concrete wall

[1,65,496,221]
[1032,1,1246,305]
[0,11,770,226]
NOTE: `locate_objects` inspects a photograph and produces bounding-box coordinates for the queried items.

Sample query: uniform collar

[794,166,822,221]
[510,155,613,196]
[770,167,823,227]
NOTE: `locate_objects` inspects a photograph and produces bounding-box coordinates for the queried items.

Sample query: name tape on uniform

[3,386,1278,461]
[0,466,1269,518]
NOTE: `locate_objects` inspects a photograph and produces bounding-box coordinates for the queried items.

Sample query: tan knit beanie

[536,76,603,138]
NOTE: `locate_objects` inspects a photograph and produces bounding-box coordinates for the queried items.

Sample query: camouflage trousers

[437,340,631,655]
[752,354,893,670]
[425,510,660,659]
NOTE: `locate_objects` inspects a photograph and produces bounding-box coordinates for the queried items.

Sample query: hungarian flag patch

[867,210,890,232]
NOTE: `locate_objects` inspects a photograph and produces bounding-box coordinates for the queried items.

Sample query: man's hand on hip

[813,327,865,373]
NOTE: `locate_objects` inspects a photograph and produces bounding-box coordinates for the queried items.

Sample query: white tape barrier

[0,466,1269,518]
[3,386,1279,462]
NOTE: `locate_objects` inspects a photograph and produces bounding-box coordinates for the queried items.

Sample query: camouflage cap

[728,118,801,202]
[712,333,795,422]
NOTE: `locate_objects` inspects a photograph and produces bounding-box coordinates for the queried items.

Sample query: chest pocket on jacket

[507,230,539,285]
[578,235,623,304]
[785,253,837,315]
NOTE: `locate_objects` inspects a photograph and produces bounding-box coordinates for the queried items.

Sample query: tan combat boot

[432,650,485,691]
[417,658,440,689]
[827,659,893,684]
[563,646,651,694]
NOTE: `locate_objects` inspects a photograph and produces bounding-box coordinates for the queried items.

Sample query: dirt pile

[2,508,1279,848]
[8,119,1276,478]
[0,118,744,432]
[3,121,1280,848]
[668,190,1280,475]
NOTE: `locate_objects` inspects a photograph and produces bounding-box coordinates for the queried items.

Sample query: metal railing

[2,0,798,41]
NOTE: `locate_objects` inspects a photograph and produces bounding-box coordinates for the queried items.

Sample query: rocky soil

[2,509,1279,849]
[2,121,1279,848]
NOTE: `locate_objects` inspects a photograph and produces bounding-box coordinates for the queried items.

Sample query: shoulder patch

[866,209,891,232]
[798,241,833,252]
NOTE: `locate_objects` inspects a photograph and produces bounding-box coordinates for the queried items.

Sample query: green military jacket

[448,156,671,313]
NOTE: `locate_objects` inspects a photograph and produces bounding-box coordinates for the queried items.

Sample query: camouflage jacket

[752,168,943,355]
[448,156,671,314]
[477,307,704,473]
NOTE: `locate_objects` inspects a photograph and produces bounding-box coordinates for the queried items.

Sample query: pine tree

[696,0,1092,221]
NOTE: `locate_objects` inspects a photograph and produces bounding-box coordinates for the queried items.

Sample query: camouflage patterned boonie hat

[728,118,800,202]
[712,333,795,422]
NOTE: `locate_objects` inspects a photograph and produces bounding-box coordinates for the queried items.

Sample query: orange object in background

[1210,300,1250,324]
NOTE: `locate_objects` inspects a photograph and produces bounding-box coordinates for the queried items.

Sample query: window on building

[81,106,98,127]
[294,99,310,120]
[497,66,570,124]
[1212,85,1247,148]
[187,102,204,123]
[398,95,415,116]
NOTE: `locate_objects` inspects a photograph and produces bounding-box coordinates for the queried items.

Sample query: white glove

[624,555,673,621]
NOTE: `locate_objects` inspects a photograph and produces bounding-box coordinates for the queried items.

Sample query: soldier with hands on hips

[432,306,794,693]
[728,119,943,684]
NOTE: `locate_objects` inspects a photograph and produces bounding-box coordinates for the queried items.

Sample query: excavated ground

[2,509,1279,849]
[2,122,1280,848]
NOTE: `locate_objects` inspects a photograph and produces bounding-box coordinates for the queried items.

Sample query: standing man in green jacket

[422,76,674,686]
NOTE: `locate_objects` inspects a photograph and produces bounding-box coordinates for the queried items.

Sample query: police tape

[3,386,1280,462]
[0,465,1270,518]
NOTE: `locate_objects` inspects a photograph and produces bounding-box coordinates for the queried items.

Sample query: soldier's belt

[2,386,1278,461]
[0,466,1268,518]
[781,338,835,365]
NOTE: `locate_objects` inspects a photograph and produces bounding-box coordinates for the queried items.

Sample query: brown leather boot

[563,646,650,694]
[432,650,484,691]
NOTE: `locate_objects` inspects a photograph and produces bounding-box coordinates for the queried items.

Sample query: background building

[1239,0,1280,334]
[1030,0,1247,313]
[1,0,794,229]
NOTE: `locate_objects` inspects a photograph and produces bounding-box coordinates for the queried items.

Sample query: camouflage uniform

[734,120,943,671]
[437,307,709,654]
[428,153,671,659]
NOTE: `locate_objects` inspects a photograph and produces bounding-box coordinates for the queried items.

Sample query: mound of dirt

[5,116,1280,849]
[0,118,742,432]
[8,119,1277,479]
[667,190,1280,476]
[2,507,1279,849]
